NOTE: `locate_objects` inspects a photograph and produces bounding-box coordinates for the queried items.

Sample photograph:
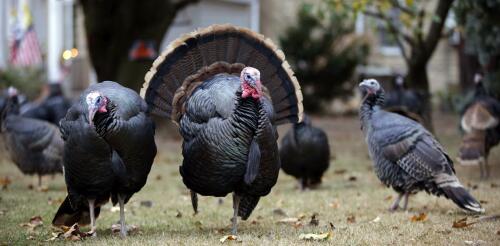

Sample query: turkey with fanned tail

[457,74,500,179]
[52,81,157,238]
[359,79,484,213]
[141,24,303,234]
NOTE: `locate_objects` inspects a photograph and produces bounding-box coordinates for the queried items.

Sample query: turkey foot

[88,199,97,237]
[388,193,403,212]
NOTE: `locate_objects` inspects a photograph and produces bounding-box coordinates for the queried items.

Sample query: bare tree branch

[389,0,416,16]
[423,0,454,60]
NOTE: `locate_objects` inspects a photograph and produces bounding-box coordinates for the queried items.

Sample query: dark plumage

[279,115,330,189]
[52,81,157,237]
[359,79,483,213]
[458,75,500,179]
[23,83,73,124]
[0,87,63,186]
[141,24,303,234]
[383,75,426,125]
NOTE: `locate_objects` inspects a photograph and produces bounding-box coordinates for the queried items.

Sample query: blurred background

[0,0,498,126]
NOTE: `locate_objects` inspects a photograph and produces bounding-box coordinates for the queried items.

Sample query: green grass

[0,114,499,245]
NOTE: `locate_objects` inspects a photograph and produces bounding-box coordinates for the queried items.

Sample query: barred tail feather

[457,130,486,166]
[439,183,484,213]
[141,24,303,125]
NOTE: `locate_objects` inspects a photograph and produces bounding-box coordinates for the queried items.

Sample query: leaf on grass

[491,183,498,188]
[251,220,258,225]
[309,213,319,226]
[273,208,287,217]
[371,216,381,223]
[329,200,340,209]
[0,176,12,189]
[277,217,302,228]
[480,200,488,204]
[299,232,332,241]
[175,210,182,218]
[20,215,43,232]
[333,169,346,175]
[110,206,125,213]
[140,200,153,208]
[452,217,476,228]
[410,213,427,222]
[47,197,64,206]
[111,224,139,235]
[384,195,393,201]
[155,175,162,181]
[194,220,203,229]
[37,186,49,192]
[348,176,357,182]
[219,235,241,243]
[47,223,89,241]
[347,215,356,223]
[496,230,500,235]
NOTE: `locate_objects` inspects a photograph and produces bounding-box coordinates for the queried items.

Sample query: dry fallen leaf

[371,216,381,223]
[20,215,43,232]
[480,200,488,204]
[194,220,203,229]
[175,210,182,218]
[384,195,393,201]
[111,224,139,235]
[299,232,332,241]
[272,208,287,217]
[347,215,356,223]
[140,200,153,208]
[348,176,357,182]
[309,213,319,226]
[47,223,89,241]
[37,186,49,192]
[0,176,12,189]
[277,217,299,224]
[110,206,125,213]
[410,213,427,222]
[491,183,498,188]
[333,169,347,175]
[155,174,162,181]
[452,217,477,229]
[496,230,500,235]
[220,235,241,243]
[329,200,340,209]
[47,197,64,206]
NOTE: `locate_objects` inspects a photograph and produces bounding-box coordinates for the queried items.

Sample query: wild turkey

[457,74,500,179]
[52,81,157,237]
[141,24,303,234]
[0,87,63,186]
[359,79,483,213]
[23,83,73,125]
[279,114,330,189]
[383,75,426,125]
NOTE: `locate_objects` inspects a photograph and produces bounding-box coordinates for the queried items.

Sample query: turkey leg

[88,199,97,237]
[389,193,403,212]
[401,193,410,210]
[118,194,127,238]
[231,193,241,235]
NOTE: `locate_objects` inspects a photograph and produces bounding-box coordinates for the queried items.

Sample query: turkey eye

[96,97,101,103]
[246,75,251,80]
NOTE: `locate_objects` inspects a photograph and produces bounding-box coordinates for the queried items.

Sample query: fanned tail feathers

[457,130,486,166]
[141,24,303,125]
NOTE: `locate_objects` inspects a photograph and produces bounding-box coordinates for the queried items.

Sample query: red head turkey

[52,81,157,237]
[141,24,303,234]
[359,79,483,213]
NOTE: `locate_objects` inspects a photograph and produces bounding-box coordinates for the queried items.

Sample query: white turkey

[52,81,157,237]
[279,114,330,189]
[0,87,63,186]
[359,79,483,213]
[141,24,303,234]
[457,74,500,179]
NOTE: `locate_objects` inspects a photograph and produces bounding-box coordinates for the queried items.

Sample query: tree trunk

[406,61,434,132]
[80,0,198,92]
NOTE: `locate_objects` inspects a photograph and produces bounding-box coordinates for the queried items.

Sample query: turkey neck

[1,97,20,131]
[231,90,261,132]
[360,90,385,129]
[93,102,117,137]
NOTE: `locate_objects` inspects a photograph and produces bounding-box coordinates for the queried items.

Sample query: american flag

[9,0,42,67]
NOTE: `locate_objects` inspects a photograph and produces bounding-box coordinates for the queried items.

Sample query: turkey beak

[88,105,98,126]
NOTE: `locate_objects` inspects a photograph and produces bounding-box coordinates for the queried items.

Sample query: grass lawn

[0,114,499,245]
